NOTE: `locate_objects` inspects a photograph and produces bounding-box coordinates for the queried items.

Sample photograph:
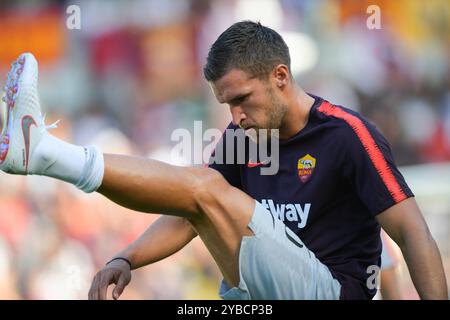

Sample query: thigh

[188,168,257,288]
[221,201,342,300]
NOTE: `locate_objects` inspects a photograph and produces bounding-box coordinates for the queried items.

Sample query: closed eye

[229,93,250,106]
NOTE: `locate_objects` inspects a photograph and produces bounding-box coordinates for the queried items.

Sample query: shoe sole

[0,55,26,163]
[0,53,41,173]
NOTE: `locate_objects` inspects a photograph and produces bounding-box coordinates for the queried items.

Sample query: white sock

[30,132,104,193]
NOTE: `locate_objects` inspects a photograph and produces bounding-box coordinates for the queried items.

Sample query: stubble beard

[247,88,287,144]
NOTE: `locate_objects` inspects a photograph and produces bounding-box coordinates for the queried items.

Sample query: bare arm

[115,215,198,269]
[377,198,448,299]
[89,215,197,300]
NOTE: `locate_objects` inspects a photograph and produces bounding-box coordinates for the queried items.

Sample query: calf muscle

[98,154,202,217]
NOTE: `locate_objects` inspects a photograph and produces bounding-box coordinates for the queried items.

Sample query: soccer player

[0,21,447,300]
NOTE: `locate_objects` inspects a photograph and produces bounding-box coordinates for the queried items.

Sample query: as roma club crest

[297,154,316,183]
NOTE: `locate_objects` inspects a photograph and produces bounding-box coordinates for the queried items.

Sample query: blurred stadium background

[0,0,449,299]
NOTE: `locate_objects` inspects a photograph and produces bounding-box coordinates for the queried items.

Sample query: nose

[230,105,246,127]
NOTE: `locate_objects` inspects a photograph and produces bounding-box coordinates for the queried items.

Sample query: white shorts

[219,201,341,300]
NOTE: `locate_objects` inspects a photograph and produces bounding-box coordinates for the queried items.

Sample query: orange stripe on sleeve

[318,101,407,203]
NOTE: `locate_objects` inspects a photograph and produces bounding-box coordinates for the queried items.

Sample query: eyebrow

[227,93,250,105]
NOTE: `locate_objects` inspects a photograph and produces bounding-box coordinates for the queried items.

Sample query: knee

[191,167,230,214]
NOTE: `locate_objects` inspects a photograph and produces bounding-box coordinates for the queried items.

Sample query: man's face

[210,68,287,142]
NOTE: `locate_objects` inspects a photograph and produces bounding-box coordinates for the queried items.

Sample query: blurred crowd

[0,0,449,299]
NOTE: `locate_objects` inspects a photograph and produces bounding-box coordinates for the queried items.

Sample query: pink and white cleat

[0,53,53,174]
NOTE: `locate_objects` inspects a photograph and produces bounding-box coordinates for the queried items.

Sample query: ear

[272,64,290,89]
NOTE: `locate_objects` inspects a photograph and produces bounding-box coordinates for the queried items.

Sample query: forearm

[377,198,448,299]
[114,215,198,269]
[399,229,448,299]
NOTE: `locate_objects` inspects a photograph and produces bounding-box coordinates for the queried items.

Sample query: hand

[88,259,132,300]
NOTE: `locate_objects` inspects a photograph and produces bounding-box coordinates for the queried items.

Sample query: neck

[279,86,315,140]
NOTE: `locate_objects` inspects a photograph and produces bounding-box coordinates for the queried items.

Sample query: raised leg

[99,154,255,287]
[0,53,256,289]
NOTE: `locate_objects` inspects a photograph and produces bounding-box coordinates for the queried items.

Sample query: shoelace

[40,114,60,132]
